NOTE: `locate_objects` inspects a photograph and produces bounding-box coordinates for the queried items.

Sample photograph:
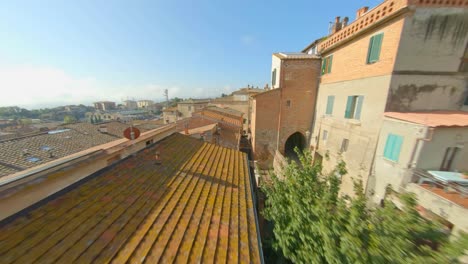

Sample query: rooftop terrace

[0,133,261,263]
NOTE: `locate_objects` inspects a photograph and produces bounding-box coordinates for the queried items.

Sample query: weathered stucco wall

[406,183,468,234]
[394,7,468,72]
[271,55,282,89]
[386,74,467,111]
[311,75,392,196]
[370,118,427,203]
[417,127,468,171]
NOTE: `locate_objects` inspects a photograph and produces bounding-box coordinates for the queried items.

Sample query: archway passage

[284,132,306,160]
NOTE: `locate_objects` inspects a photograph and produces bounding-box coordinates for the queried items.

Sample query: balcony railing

[408,168,468,208]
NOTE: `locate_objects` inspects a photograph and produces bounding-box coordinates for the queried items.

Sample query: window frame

[321,55,333,75]
[344,95,364,120]
[272,68,277,86]
[322,130,328,141]
[383,133,403,162]
[340,138,349,153]
[325,95,335,115]
[367,33,384,64]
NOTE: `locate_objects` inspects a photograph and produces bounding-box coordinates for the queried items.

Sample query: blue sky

[0,0,381,109]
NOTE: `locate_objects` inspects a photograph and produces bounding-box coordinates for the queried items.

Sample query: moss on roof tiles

[0,133,261,263]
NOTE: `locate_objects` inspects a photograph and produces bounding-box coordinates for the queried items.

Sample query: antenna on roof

[164,89,169,108]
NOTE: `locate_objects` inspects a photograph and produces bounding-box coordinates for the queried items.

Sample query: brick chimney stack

[331,16,342,34]
[343,17,349,27]
[356,7,369,19]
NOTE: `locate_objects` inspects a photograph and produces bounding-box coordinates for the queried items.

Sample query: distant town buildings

[211,86,263,132]
[122,100,138,110]
[177,99,210,119]
[137,99,154,109]
[93,101,116,111]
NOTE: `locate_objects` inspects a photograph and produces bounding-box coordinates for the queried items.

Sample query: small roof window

[27,157,41,162]
[41,146,52,151]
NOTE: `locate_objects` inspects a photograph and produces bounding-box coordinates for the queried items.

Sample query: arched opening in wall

[284,132,306,161]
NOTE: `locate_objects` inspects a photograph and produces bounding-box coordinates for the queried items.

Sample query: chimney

[356,7,369,20]
[264,83,270,90]
[331,16,342,34]
[155,152,162,165]
[343,17,349,27]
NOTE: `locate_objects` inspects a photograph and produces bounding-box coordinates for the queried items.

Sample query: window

[344,96,364,119]
[188,106,192,111]
[367,33,384,64]
[321,55,333,75]
[340,138,349,152]
[464,95,468,106]
[322,130,328,141]
[286,100,291,108]
[440,147,461,171]
[272,68,277,86]
[326,95,335,115]
[383,133,403,162]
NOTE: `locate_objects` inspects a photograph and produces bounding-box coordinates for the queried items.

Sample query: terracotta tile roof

[162,107,178,112]
[384,111,468,127]
[176,117,241,149]
[0,133,261,263]
[0,123,121,178]
[204,106,244,118]
[420,184,468,209]
[176,117,217,131]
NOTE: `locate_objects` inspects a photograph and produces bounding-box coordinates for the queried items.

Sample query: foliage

[261,149,467,264]
[63,115,77,124]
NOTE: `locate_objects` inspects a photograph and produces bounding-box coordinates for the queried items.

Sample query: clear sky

[0,0,381,109]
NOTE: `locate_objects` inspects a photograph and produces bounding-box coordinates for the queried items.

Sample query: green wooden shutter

[384,134,403,161]
[326,95,334,115]
[372,33,383,62]
[344,96,353,118]
[368,33,384,63]
[383,134,395,160]
[367,36,375,63]
[354,96,364,120]
[321,59,327,75]
[327,55,333,73]
[391,135,403,161]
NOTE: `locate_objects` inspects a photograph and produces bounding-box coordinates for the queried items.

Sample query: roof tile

[0,133,261,263]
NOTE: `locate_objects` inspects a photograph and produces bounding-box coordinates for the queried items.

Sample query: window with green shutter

[326,95,334,115]
[367,33,384,64]
[383,134,403,162]
[344,95,364,119]
[321,55,333,75]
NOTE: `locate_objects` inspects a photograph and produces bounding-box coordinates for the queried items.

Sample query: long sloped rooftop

[0,133,261,263]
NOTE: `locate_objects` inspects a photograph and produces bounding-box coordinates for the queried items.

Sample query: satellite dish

[123,127,141,140]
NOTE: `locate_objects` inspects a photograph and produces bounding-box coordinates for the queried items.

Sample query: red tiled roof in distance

[0,133,261,263]
[384,111,468,127]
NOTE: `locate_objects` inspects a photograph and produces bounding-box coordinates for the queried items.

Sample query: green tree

[63,115,77,124]
[261,149,467,264]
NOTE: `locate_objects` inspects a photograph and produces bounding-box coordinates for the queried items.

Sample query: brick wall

[277,59,321,154]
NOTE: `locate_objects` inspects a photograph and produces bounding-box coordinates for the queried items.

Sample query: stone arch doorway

[284,132,306,160]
